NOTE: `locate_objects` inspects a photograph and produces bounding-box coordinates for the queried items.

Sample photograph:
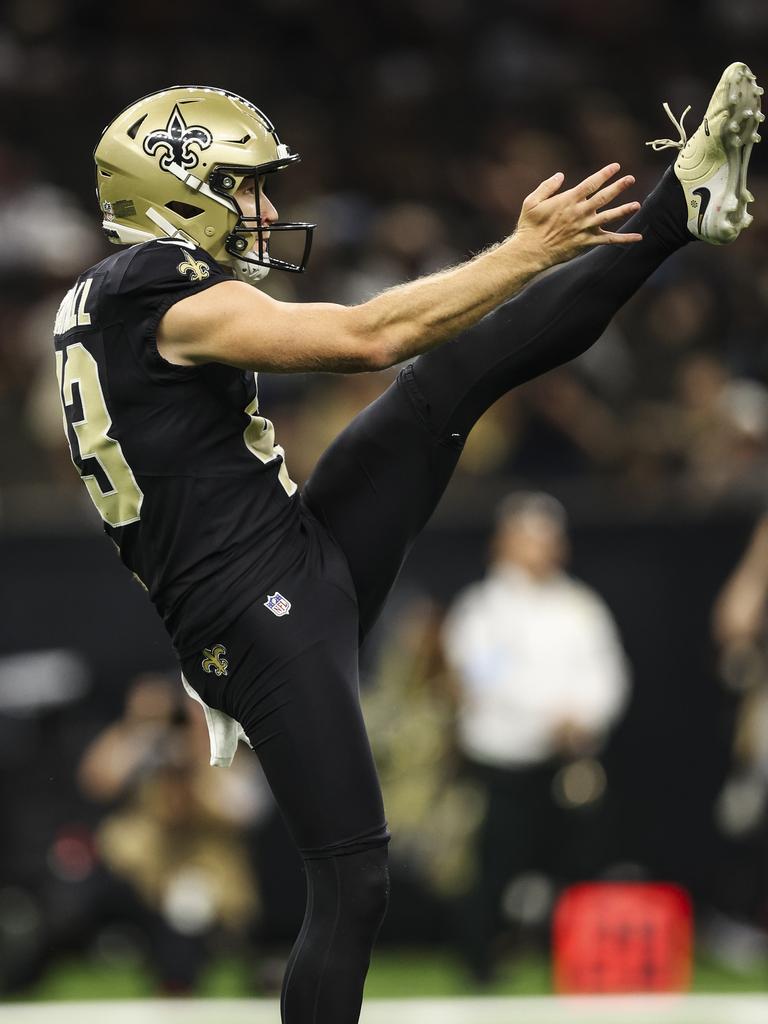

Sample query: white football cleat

[647,61,763,244]
[181,673,252,768]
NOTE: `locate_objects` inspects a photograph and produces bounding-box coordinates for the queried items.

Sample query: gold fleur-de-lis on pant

[201,644,228,676]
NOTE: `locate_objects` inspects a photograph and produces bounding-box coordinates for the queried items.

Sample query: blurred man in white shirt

[442,492,630,982]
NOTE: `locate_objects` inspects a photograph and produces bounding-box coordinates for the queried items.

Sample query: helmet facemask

[210,164,314,284]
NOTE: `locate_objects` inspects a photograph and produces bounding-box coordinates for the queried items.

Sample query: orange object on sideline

[553,882,693,993]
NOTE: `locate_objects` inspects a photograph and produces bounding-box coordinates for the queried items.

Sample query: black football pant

[184,167,690,1023]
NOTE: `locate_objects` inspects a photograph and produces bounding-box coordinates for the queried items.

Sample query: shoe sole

[700,63,763,242]
[722,64,762,232]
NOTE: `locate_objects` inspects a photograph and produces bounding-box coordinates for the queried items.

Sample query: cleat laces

[646,103,691,151]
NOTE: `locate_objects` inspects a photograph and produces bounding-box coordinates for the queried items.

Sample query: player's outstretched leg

[410,62,763,443]
[305,62,761,637]
[405,165,690,442]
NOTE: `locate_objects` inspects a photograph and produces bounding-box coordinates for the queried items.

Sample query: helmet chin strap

[145,206,197,244]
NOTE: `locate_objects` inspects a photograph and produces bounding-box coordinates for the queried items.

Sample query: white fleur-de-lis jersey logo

[143,105,213,171]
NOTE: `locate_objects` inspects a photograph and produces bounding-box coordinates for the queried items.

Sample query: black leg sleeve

[280,847,390,1024]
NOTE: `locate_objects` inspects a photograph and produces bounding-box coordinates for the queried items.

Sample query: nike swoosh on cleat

[692,186,711,236]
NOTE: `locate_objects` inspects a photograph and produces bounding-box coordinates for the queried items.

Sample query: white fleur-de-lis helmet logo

[143,104,213,171]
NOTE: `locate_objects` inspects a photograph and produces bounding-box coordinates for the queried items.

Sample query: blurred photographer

[442,492,630,983]
[77,673,264,991]
[1,674,266,995]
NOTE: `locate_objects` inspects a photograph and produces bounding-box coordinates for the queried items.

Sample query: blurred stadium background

[2,0,768,1019]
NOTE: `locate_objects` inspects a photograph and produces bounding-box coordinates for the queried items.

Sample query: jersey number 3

[56,343,144,527]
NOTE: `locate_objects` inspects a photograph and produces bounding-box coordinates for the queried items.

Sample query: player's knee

[344,845,390,931]
[311,844,390,936]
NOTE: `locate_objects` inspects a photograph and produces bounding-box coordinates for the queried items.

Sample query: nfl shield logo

[264,592,292,617]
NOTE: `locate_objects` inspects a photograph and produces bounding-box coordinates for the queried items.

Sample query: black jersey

[53,238,304,656]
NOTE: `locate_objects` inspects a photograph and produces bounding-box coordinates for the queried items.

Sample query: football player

[55,65,762,1023]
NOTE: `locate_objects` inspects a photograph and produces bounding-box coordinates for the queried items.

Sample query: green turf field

[7,949,767,1002]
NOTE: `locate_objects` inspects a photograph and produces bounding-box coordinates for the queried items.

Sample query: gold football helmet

[94,86,314,284]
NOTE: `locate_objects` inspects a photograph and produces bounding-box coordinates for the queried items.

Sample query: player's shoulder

[54,240,231,340]
[103,238,227,297]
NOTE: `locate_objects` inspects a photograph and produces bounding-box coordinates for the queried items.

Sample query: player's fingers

[594,201,642,226]
[523,171,565,207]
[594,230,644,245]
[589,175,636,210]
[572,163,622,201]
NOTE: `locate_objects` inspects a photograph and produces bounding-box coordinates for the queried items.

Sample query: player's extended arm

[158,163,641,374]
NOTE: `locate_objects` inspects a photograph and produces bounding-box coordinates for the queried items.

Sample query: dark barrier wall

[0,511,758,925]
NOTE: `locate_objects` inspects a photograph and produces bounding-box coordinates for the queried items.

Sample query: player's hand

[512,163,643,266]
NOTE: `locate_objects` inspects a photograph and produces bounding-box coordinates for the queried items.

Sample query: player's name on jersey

[54,278,95,335]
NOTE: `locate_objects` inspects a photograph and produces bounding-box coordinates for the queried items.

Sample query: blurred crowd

[1,0,768,524]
